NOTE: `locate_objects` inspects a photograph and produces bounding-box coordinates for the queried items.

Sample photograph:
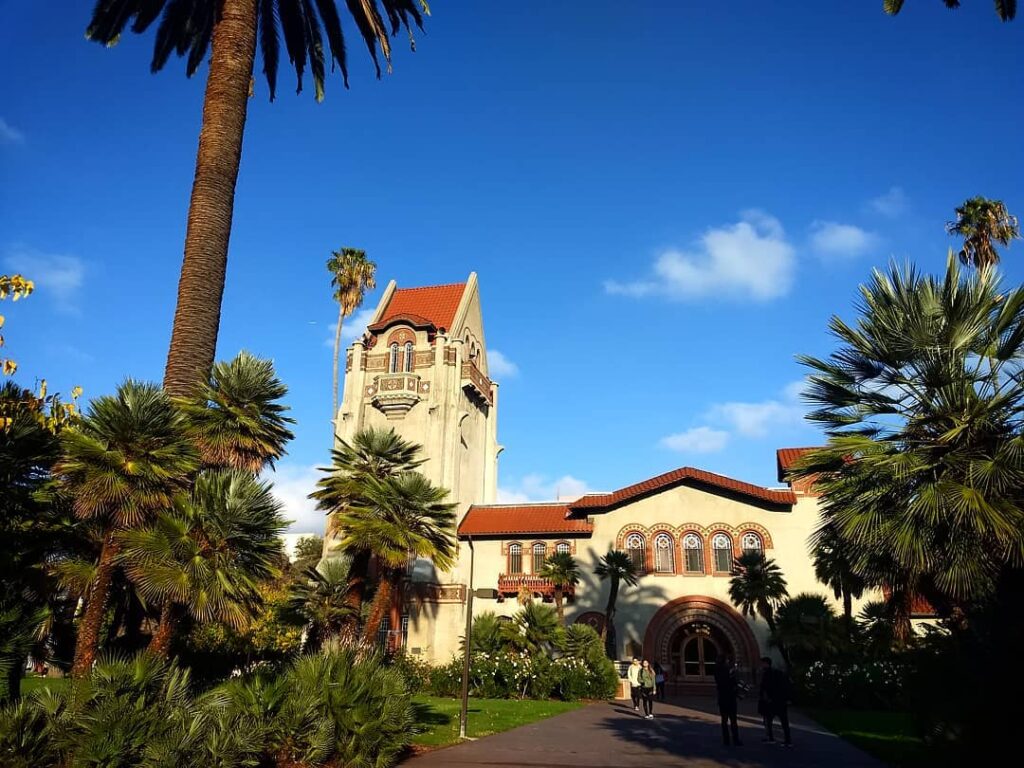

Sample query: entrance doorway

[669,622,730,684]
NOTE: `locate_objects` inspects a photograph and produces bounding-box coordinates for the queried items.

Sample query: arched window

[532,543,547,573]
[712,533,734,573]
[556,542,571,555]
[508,544,522,574]
[389,343,400,373]
[626,533,646,573]
[404,341,414,372]
[654,533,675,573]
[683,533,704,574]
[741,532,763,556]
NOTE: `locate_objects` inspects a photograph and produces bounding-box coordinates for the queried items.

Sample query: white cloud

[605,210,795,302]
[324,307,376,348]
[660,426,730,454]
[0,118,24,145]
[868,187,908,219]
[487,349,519,378]
[3,250,84,312]
[809,221,878,259]
[707,380,807,437]
[265,463,325,534]
[497,473,591,503]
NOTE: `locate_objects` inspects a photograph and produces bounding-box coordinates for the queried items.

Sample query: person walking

[714,654,742,746]
[758,656,792,746]
[654,661,666,701]
[628,657,642,711]
[639,659,657,719]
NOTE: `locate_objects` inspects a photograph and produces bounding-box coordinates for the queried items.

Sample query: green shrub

[795,659,908,710]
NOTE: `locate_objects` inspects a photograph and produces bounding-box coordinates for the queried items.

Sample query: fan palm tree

[327,248,377,423]
[728,551,788,634]
[946,196,1020,270]
[594,549,638,657]
[84,1,428,396]
[53,380,198,677]
[771,593,841,665]
[118,469,287,655]
[501,602,561,654]
[811,522,865,636]
[332,471,455,644]
[538,552,579,624]
[176,351,295,472]
[465,611,507,654]
[286,558,359,651]
[884,1,1017,21]
[793,255,1024,616]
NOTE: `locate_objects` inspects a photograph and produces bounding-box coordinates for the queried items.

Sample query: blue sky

[2,2,1022,532]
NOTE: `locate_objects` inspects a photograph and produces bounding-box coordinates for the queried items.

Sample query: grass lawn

[19,676,70,696]
[804,708,930,768]
[411,695,581,749]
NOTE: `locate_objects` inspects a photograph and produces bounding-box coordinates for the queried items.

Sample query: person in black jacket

[713,654,742,746]
[758,656,792,746]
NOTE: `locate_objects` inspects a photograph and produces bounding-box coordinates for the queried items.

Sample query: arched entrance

[643,596,761,693]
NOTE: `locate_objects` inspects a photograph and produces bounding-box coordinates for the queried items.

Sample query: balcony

[461,361,493,406]
[496,574,575,603]
[366,373,426,418]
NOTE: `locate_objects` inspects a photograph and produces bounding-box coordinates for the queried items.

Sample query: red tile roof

[776,447,822,482]
[567,467,796,512]
[377,283,466,333]
[458,503,593,537]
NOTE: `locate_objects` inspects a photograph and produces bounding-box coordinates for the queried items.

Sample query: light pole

[459,536,475,740]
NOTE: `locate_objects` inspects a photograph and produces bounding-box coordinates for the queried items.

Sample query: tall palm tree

[53,380,198,677]
[728,551,788,634]
[327,248,377,423]
[332,471,455,644]
[538,552,579,624]
[594,549,638,657]
[811,522,865,636]
[946,196,1020,270]
[119,469,287,655]
[793,255,1024,615]
[884,1,1017,22]
[84,2,428,396]
[286,558,358,651]
[176,351,295,473]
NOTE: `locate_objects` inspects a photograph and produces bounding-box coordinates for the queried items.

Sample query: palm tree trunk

[163,0,259,397]
[601,578,619,657]
[361,574,393,645]
[71,534,119,679]
[148,602,178,657]
[332,304,344,426]
[554,587,564,623]
[842,589,854,640]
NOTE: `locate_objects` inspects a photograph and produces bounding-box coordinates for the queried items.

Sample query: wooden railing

[461,361,493,405]
[496,574,575,601]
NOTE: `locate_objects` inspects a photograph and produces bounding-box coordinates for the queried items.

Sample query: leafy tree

[53,381,198,678]
[594,549,638,658]
[327,248,376,422]
[177,351,295,473]
[119,469,287,656]
[772,593,841,665]
[292,534,325,574]
[884,0,1017,21]
[946,196,1020,270]
[811,522,865,636]
[728,551,788,634]
[286,558,358,651]
[538,552,580,624]
[85,1,428,396]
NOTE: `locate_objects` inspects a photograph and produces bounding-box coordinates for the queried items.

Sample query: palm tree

[327,248,377,423]
[176,351,295,472]
[811,522,865,636]
[884,1,1017,21]
[594,549,638,657]
[772,593,841,666]
[538,552,579,624]
[728,551,788,634]
[53,380,198,677]
[464,611,507,654]
[793,255,1024,615]
[946,196,1020,270]
[118,469,287,655]
[332,471,455,645]
[286,558,358,651]
[84,2,428,396]
[501,602,561,654]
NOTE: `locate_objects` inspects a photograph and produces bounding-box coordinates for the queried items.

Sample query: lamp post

[458,536,475,740]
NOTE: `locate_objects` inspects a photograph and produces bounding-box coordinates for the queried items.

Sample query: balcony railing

[496,574,575,602]
[461,361,493,405]
[367,373,423,418]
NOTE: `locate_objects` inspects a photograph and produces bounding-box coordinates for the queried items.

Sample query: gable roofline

[776,447,824,483]
[448,272,478,338]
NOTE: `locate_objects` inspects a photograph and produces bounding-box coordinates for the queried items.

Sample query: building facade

[333,277,851,688]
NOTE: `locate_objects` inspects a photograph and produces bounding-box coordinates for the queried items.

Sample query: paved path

[405,697,884,767]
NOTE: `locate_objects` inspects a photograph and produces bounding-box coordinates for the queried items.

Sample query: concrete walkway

[405,697,885,767]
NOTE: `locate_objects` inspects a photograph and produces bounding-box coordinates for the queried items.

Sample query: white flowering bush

[797,659,908,709]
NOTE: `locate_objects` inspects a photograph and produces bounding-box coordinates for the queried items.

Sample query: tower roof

[376,282,467,333]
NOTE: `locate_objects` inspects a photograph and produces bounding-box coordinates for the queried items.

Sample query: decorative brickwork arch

[642,596,761,684]
[738,522,774,549]
[616,525,652,574]
[386,327,416,346]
